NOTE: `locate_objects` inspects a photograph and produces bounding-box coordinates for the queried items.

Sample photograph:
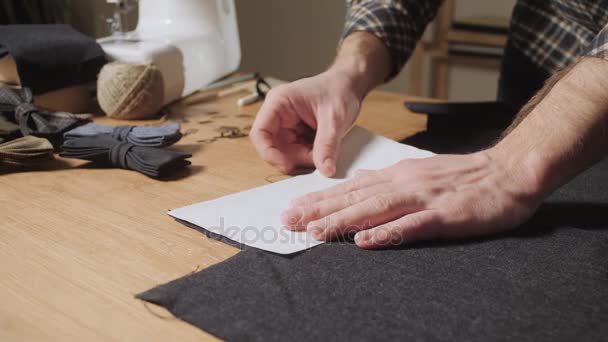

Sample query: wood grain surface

[0,89,427,341]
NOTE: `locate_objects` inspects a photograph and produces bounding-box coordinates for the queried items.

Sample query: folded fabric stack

[0,25,193,177]
[0,84,190,177]
[60,134,191,178]
[0,135,54,165]
[64,122,182,147]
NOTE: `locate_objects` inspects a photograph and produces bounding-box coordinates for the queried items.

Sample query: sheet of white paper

[169,126,435,254]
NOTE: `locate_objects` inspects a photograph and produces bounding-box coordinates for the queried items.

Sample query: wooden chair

[408,0,509,99]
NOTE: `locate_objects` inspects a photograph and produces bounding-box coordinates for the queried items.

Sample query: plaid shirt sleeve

[342,0,443,79]
[585,23,608,60]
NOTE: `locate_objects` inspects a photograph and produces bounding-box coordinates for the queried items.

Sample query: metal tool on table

[237,77,272,107]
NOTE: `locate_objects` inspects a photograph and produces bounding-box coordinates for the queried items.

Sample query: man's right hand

[250,69,363,177]
[250,32,392,177]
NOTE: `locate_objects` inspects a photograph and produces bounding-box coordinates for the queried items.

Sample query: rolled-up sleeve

[342,0,443,79]
[585,23,608,60]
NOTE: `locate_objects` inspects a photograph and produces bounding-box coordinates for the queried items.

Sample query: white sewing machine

[97,0,241,105]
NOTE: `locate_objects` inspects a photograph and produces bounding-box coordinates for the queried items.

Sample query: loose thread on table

[142,301,177,320]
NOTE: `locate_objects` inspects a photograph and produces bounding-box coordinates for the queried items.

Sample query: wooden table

[0,89,427,341]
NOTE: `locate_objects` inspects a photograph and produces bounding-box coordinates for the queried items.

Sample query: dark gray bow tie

[60,134,191,178]
[64,122,182,147]
[0,114,20,144]
[0,86,91,148]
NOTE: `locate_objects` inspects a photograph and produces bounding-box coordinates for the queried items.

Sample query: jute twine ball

[97,62,164,120]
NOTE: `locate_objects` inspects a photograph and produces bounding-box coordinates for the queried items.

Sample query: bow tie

[64,122,182,147]
[60,135,192,178]
[0,135,54,165]
[0,114,20,143]
[0,86,91,148]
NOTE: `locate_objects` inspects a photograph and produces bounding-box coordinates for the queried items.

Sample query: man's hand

[250,32,391,177]
[282,58,608,249]
[250,70,361,176]
[281,151,543,249]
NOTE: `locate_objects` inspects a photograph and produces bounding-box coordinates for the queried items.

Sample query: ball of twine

[97,62,164,120]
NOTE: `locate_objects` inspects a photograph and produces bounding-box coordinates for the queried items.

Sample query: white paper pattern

[169,127,434,254]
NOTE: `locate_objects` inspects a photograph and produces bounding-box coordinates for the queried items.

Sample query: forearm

[330,32,391,100]
[491,57,608,197]
[501,62,578,136]
[335,0,443,99]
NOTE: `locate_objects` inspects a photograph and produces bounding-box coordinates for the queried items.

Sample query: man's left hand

[281,151,543,249]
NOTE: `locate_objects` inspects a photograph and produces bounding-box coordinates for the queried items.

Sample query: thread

[97,62,164,120]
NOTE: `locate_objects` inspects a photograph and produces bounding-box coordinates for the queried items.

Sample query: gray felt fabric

[64,122,182,147]
[138,132,608,341]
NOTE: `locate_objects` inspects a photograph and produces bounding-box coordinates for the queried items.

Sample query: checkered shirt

[343,0,608,78]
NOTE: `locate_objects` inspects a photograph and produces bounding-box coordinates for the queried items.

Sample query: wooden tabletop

[0,89,427,341]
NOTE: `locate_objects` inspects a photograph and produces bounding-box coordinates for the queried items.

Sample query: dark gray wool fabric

[0,25,106,95]
[138,133,608,342]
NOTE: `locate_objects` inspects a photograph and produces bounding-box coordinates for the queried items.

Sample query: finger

[251,137,312,174]
[312,112,343,177]
[354,169,380,177]
[250,130,295,173]
[281,182,393,231]
[251,95,282,149]
[306,192,424,241]
[283,129,298,144]
[250,104,292,171]
[289,171,390,207]
[301,126,317,144]
[251,100,313,173]
[354,210,442,249]
[292,121,316,144]
[283,145,314,174]
[251,92,302,170]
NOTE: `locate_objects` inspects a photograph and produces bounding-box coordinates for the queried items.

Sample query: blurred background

[0,0,517,101]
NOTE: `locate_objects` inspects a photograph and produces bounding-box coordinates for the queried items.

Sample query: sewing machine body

[98,0,241,105]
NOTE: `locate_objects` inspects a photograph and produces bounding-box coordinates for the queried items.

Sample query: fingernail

[281,207,303,225]
[323,158,335,175]
[354,232,364,244]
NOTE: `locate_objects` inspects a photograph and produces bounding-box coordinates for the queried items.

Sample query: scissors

[237,77,272,106]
